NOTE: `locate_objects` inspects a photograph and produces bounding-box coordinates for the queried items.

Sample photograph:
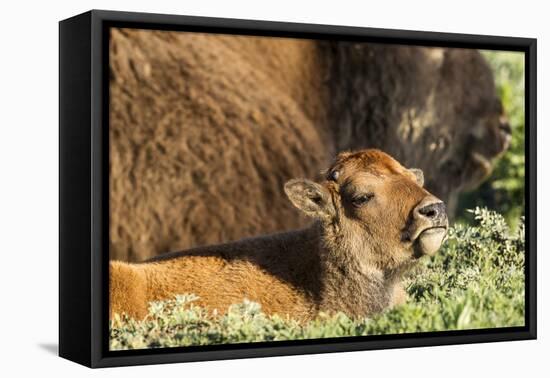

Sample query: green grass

[110,208,525,350]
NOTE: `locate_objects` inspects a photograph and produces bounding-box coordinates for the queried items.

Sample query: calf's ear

[409,168,424,187]
[284,179,335,220]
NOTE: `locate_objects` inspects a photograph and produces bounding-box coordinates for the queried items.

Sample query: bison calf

[110,149,448,321]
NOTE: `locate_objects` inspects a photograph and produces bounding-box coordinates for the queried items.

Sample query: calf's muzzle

[411,196,449,257]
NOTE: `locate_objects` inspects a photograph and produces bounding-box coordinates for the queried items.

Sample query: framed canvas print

[59,10,537,368]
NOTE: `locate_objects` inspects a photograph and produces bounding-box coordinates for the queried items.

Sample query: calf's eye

[352,193,374,207]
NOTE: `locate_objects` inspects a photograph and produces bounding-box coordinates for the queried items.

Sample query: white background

[0,0,546,376]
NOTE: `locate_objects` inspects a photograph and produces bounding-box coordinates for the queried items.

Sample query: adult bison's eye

[352,193,374,207]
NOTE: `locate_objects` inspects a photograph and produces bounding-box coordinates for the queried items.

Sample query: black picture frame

[59,9,537,368]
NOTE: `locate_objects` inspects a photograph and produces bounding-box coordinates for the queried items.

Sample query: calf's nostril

[424,209,436,218]
[419,206,437,219]
[418,202,445,220]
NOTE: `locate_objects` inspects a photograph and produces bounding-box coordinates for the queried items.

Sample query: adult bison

[109,28,510,262]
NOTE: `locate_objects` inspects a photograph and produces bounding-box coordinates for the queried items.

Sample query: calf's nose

[419,202,445,219]
[414,198,446,222]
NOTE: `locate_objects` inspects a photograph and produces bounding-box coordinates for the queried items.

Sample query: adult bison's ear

[284,179,336,220]
[409,168,424,187]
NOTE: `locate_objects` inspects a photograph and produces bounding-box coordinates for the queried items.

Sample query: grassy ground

[110,208,525,350]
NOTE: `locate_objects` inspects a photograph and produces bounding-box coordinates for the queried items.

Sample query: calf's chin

[414,228,447,257]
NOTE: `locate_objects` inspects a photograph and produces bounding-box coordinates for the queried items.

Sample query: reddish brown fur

[110,150,448,321]
[109,29,508,262]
